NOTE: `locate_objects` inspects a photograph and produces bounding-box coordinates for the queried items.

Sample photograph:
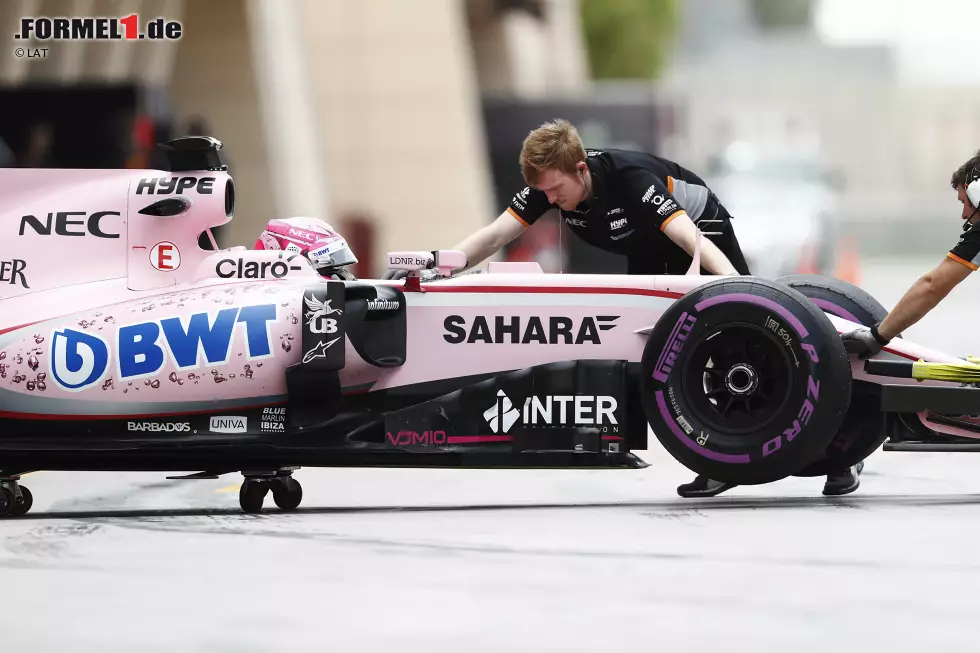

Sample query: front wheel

[640,278,853,485]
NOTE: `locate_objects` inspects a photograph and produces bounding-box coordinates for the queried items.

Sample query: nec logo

[565,217,587,227]
[19,211,121,238]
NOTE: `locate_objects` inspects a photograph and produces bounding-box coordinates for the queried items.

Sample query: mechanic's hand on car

[841,325,889,359]
[382,269,409,281]
[382,268,441,282]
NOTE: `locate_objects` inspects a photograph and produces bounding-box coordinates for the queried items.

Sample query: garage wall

[296,0,496,265]
[168,0,273,248]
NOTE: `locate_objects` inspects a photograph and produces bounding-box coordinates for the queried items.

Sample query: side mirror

[433,249,467,276]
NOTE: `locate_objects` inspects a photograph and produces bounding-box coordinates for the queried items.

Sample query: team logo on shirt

[657,200,678,216]
[610,217,628,230]
[512,186,530,210]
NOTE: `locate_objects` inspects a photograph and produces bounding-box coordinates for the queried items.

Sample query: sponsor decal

[564,217,587,227]
[15,15,183,41]
[287,227,321,243]
[484,390,619,434]
[127,421,190,432]
[389,256,429,267]
[19,211,121,239]
[209,416,247,433]
[607,208,624,216]
[136,176,214,195]
[642,184,657,202]
[585,149,603,157]
[386,430,448,446]
[443,315,618,345]
[304,292,342,335]
[216,254,303,279]
[49,304,278,392]
[610,217,628,230]
[610,229,635,241]
[308,238,343,260]
[261,407,287,433]
[0,259,29,288]
[149,241,180,271]
[652,312,697,382]
[366,298,401,312]
[299,285,346,370]
[302,337,341,364]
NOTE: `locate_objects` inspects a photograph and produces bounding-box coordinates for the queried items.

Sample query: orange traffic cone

[833,236,861,285]
[797,243,819,274]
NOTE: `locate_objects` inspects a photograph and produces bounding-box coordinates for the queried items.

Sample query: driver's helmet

[255,217,358,277]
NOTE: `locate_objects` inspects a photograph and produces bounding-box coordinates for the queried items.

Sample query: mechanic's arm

[452,210,528,271]
[663,212,740,275]
[876,256,972,340]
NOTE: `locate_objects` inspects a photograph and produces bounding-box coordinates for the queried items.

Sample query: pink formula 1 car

[0,137,975,516]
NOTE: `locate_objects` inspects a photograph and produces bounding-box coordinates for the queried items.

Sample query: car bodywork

[1,137,977,516]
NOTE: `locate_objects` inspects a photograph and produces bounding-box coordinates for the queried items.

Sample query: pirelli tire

[777,274,892,477]
[639,277,853,485]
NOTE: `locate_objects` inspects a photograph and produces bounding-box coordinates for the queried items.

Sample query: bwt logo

[652,312,697,382]
[49,304,278,392]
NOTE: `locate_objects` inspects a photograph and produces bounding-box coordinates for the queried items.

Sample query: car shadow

[13,492,980,521]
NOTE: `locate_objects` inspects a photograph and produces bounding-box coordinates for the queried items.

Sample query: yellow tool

[912,359,980,383]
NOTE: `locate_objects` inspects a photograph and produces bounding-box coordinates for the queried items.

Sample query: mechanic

[842,151,980,358]
[449,118,861,498]
[255,217,360,280]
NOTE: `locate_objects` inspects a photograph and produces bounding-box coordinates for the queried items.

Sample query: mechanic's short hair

[951,149,980,189]
[519,119,587,186]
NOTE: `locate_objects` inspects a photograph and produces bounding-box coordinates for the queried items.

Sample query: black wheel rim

[680,323,794,436]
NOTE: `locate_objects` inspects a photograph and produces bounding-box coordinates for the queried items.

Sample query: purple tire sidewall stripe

[810,298,861,324]
[694,293,809,339]
[655,390,752,464]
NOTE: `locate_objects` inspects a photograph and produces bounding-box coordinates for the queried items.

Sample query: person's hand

[382,269,409,281]
[381,268,442,281]
[841,326,887,358]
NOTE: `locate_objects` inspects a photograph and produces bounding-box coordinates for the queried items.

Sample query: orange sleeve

[506,206,530,227]
[659,210,687,232]
[947,252,979,271]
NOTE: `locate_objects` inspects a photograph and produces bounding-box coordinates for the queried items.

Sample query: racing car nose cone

[725,363,759,397]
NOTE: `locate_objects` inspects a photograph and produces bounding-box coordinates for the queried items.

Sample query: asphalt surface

[4,257,980,652]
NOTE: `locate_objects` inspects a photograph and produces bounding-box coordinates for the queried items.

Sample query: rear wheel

[640,278,852,484]
[777,275,891,476]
